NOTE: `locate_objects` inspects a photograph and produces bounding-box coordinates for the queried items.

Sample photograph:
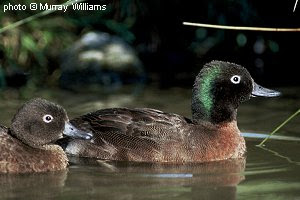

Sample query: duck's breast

[0,133,68,173]
[187,121,246,162]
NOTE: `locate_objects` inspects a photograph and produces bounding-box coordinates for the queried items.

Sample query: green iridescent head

[191,60,280,124]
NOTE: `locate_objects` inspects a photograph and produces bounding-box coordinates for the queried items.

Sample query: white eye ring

[230,75,241,84]
[43,115,53,123]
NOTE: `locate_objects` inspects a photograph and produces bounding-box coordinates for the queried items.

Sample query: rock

[59,32,145,92]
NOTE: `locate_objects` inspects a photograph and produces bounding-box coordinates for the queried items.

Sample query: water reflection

[0,170,68,199]
[63,157,246,200]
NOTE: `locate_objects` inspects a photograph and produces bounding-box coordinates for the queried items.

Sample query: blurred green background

[0,0,299,97]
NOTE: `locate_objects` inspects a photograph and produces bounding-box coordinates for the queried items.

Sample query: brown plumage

[65,60,280,163]
[0,98,91,173]
[0,130,68,173]
[68,108,245,163]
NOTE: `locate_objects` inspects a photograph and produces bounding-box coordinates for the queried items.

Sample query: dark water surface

[1,86,300,199]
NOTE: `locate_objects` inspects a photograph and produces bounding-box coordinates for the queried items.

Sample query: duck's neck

[191,83,237,125]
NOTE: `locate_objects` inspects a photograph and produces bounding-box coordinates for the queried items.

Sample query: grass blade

[257,108,300,146]
[0,0,86,34]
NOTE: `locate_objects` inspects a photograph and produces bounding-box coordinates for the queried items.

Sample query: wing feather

[70,108,193,153]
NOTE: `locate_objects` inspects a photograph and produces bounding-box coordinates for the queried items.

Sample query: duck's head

[10,98,92,148]
[192,60,280,124]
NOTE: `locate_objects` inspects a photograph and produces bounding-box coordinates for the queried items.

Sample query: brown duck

[0,98,92,173]
[65,61,280,163]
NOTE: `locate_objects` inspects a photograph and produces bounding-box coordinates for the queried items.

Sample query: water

[1,86,300,199]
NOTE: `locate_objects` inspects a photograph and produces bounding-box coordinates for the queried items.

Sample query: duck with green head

[64,60,280,163]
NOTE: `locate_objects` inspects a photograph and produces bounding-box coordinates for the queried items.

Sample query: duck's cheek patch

[230,75,241,84]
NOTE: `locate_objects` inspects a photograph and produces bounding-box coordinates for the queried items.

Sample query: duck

[64,60,280,163]
[0,98,92,173]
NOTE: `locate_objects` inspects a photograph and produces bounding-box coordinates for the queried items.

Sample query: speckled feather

[0,126,68,173]
[69,108,245,163]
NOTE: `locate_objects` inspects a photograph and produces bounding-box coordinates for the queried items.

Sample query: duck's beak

[251,82,281,97]
[63,122,93,140]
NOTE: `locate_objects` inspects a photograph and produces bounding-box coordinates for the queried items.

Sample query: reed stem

[183,22,300,32]
[258,108,300,146]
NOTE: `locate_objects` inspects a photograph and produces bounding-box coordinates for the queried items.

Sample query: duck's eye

[43,115,53,123]
[230,75,241,84]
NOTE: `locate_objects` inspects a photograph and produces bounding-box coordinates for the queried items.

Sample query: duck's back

[68,108,245,163]
[72,108,190,139]
[0,126,68,173]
